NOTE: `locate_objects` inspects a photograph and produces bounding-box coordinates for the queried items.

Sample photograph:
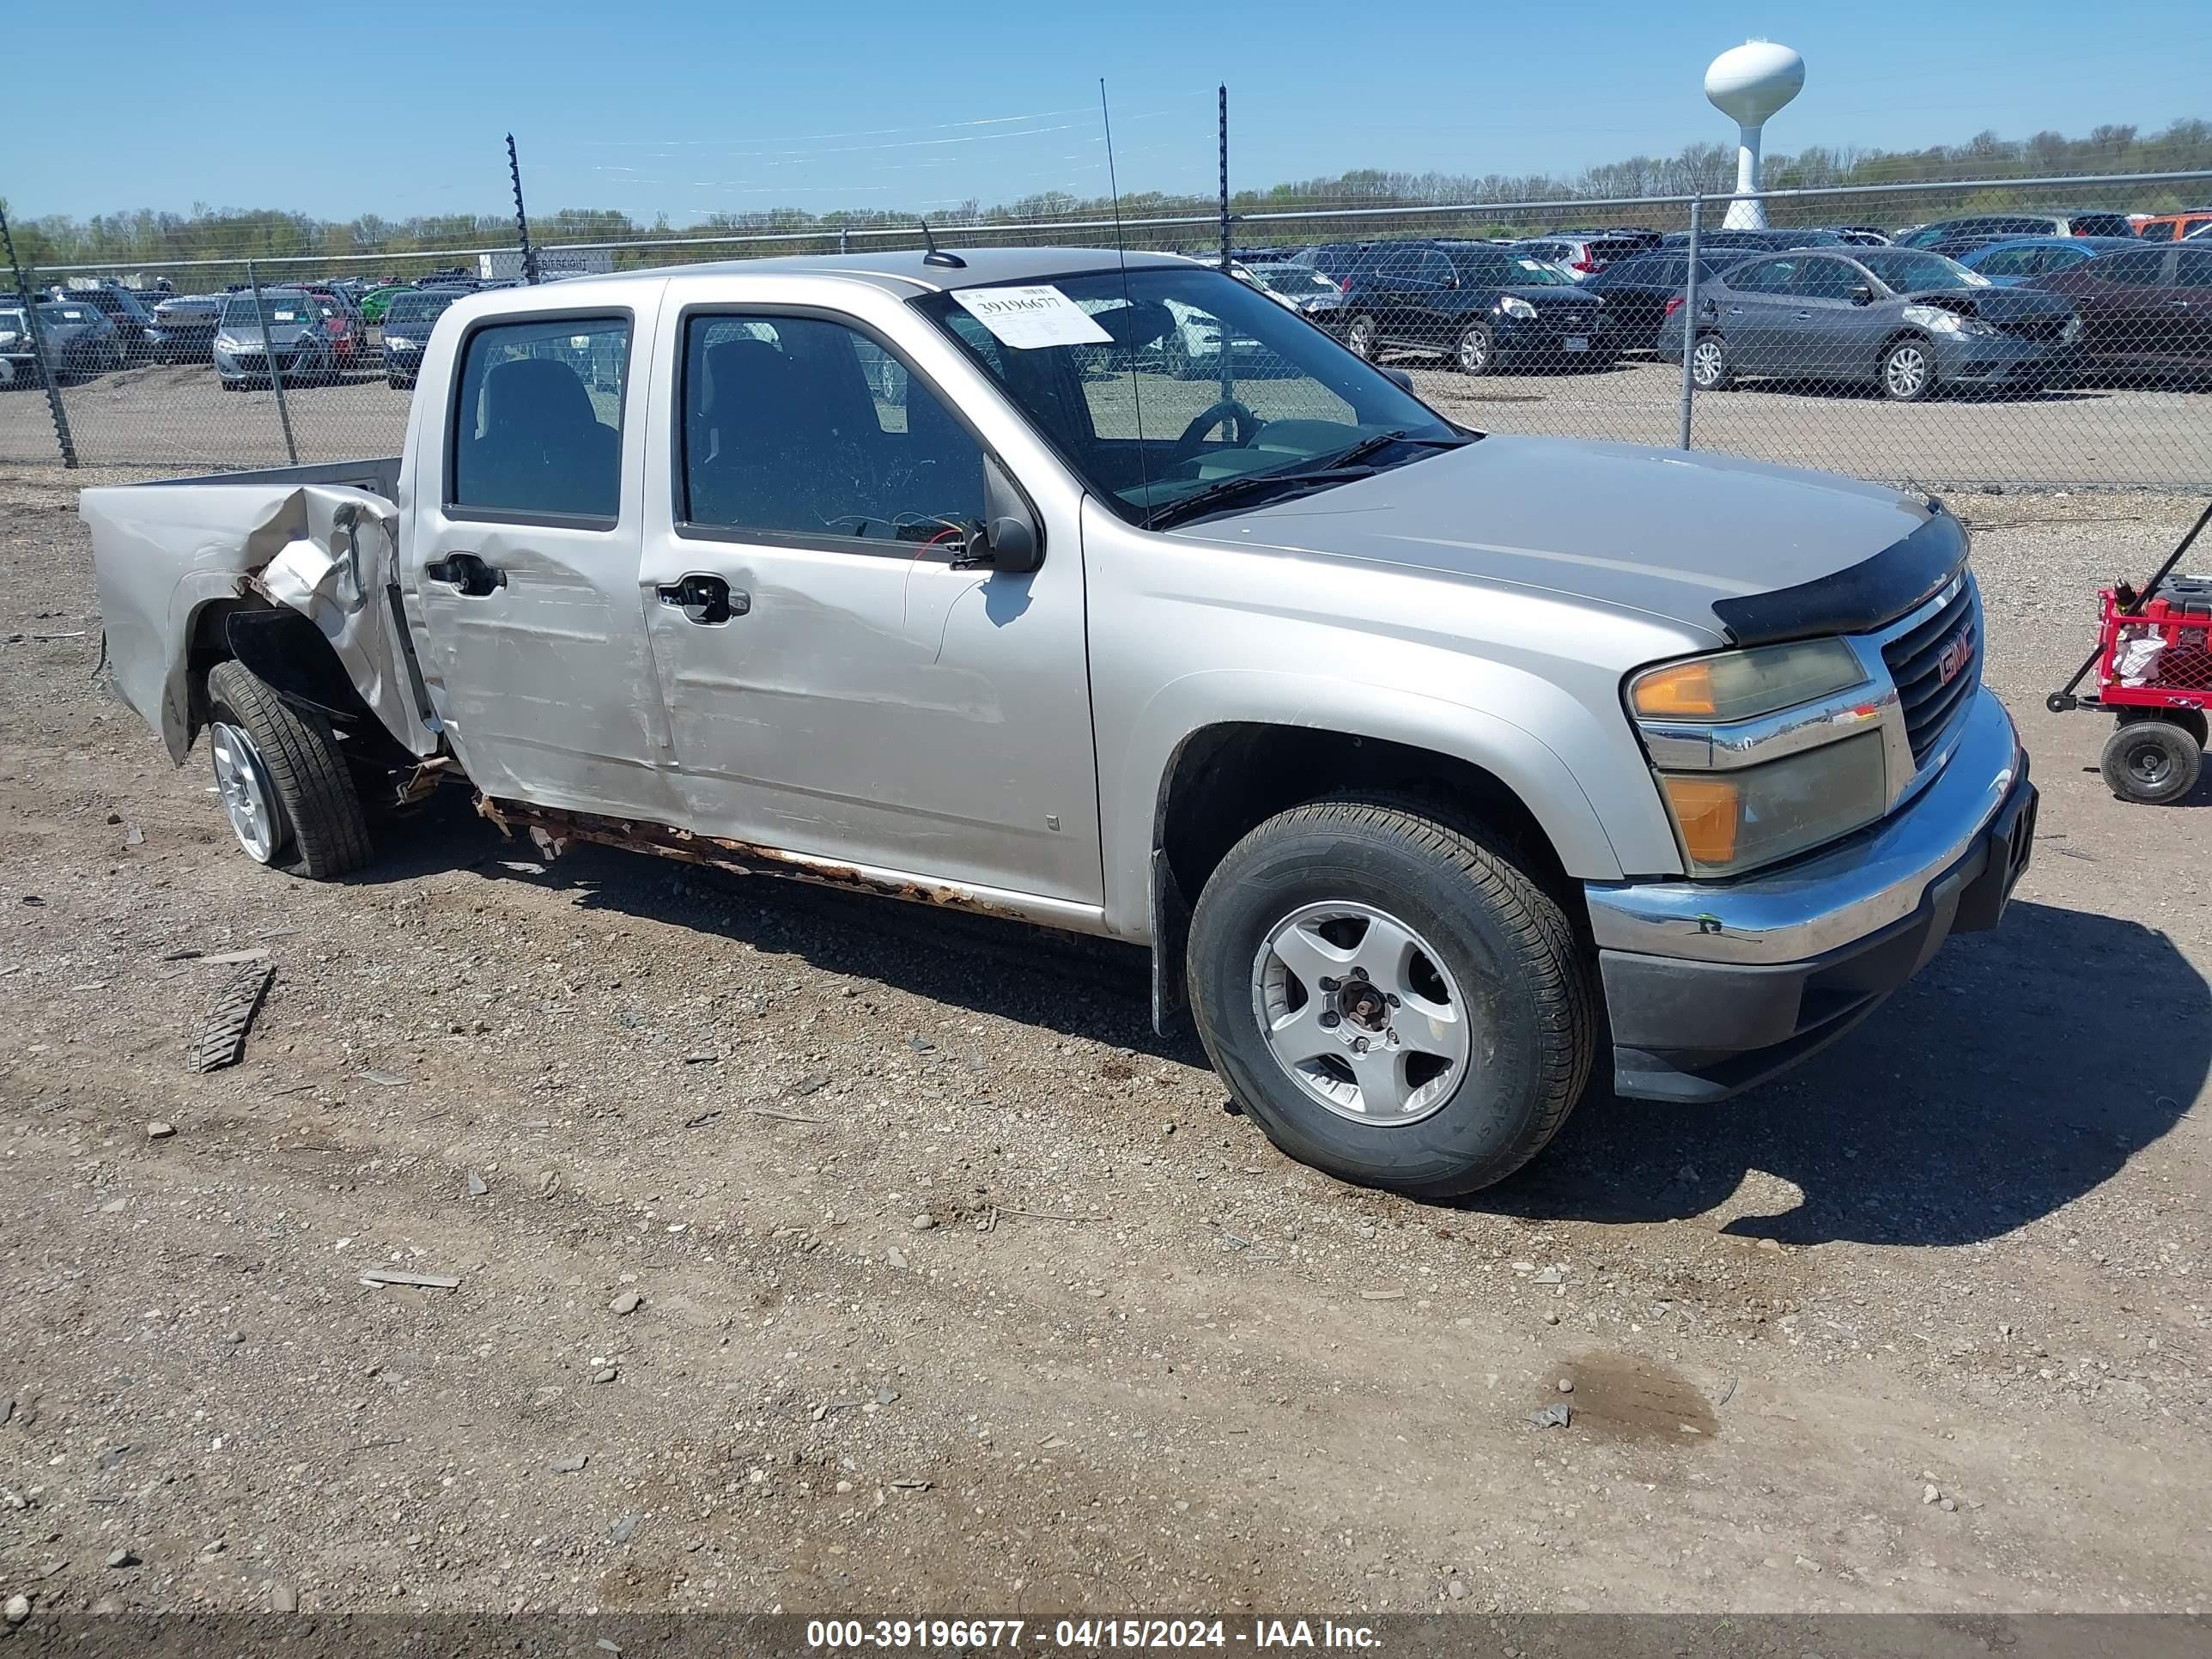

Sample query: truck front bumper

[1584,687,2035,1103]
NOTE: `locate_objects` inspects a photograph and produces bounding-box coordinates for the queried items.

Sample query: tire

[1690,332,1732,390]
[2118,703,2209,750]
[2100,719,2203,805]
[1345,313,1380,361]
[204,659,374,878]
[1454,321,1495,375]
[1881,336,1937,403]
[1187,795,1595,1199]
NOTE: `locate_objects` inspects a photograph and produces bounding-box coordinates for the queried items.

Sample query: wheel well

[185,597,383,746]
[1881,329,1931,356]
[184,598,259,734]
[1146,724,1578,1035]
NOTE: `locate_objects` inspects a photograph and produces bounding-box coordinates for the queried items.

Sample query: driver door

[637,307,1102,905]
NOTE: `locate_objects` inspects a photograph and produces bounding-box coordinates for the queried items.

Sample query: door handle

[1727,305,1744,315]
[423,552,505,597]
[1792,309,1812,319]
[656,573,745,625]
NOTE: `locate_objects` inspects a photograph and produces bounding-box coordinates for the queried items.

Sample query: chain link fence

[6,166,2211,494]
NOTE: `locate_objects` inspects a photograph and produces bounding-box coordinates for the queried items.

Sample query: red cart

[2047,501,2212,805]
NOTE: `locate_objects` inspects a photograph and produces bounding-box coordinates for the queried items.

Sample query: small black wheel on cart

[2100,718,2203,805]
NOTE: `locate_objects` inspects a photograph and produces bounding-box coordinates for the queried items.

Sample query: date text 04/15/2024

[804,1619,1382,1649]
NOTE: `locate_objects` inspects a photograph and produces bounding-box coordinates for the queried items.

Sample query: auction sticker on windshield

[951,285,1112,350]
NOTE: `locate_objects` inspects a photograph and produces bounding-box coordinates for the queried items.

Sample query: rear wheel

[1187,796,1595,1198]
[1690,332,1732,390]
[1345,314,1380,361]
[1881,336,1937,402]
[204,659,374,878]
[2100,718,2203,805]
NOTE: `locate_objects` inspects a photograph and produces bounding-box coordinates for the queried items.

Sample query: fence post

[1218,84,1231,273]
[248,261,300,467]
[1,201,79,468]
[1676,197,1702,451]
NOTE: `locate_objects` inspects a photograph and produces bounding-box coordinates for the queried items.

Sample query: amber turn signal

[1658,774,1741,867]
[1631,659,1717,718]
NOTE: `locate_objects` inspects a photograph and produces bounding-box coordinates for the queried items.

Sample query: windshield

[382,292,459,329]
[1478,255,1572,286]
[915,265,1458,526]
[222,294,316,329]
[1251,266,1336,294]
[1857,250,1989,290]
[42,304,94,323]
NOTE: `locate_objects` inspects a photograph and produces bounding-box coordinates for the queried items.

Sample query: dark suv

[1294,240,1611,373]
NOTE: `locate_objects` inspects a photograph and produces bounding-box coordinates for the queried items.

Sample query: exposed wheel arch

[1147,722,1582,1035]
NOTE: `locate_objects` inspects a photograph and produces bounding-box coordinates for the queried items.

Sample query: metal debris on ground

[354,1069,408,1088]
[1528,1403,1573,1429]
[198,948,270,966]
[357,1269,461,1291]
[191,961,276,1073]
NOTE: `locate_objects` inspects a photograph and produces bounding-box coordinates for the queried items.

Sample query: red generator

[2048,503,2212,805]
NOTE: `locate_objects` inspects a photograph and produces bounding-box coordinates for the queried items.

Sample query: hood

[1502,284,1599,304]
[1176,435,1952,646]
[225,323,321,344]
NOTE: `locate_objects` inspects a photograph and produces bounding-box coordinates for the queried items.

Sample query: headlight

[216,335,237,349]
[384,336,414,349]
[1901,303,1996,337]
[1630,638,1866,723]
[1629,638,1887,877]
[2061,316,2083,343]
[1657,731,1888,875]
[0,331,15,345]
[1497,295,1537,319]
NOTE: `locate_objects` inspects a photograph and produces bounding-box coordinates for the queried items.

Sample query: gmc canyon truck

[82,247,2036,1197]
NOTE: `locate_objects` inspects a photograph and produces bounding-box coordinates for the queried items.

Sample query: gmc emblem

[1936,626,1976,688]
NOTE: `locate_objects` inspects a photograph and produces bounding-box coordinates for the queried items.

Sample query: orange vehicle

[2138,210,2212,241]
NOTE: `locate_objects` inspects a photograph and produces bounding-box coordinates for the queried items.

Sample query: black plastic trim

[1711,503,1970,647]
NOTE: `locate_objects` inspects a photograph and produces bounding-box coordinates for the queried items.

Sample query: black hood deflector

[1711,503,1968,646]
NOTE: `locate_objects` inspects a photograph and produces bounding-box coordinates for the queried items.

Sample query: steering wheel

[1170,398,1261,465]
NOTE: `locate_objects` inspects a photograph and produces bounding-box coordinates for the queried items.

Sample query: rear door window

[449,315,629,521]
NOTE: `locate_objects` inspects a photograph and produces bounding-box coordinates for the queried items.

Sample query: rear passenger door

[636,306,1102,905]
[404,307,682,823]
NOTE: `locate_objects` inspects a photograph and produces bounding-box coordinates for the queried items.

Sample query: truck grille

[1883,578,1980,765]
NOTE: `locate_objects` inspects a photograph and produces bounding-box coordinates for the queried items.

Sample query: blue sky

[7,0,2207,222]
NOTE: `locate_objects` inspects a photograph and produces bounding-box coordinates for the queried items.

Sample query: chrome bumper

[1585,686,2024,967]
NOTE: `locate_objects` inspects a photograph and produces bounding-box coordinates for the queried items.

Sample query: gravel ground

[6,355,2211,493]
[0,471,2207,1623]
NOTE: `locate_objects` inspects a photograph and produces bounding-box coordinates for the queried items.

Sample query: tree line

[6,117,2206,277]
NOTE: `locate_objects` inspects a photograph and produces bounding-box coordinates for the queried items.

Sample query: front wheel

[1344,313,1380,361]
[1187,797,1595,1198]
[204,659,374,878]
[1881,337,1936,402]
[1455,321,1494,375]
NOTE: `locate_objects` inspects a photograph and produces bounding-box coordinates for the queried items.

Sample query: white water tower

[1705,40,1805,229]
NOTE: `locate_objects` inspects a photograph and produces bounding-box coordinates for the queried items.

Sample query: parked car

[1510,232,1662,279]
[2028,242,2212,386]
[359,283,414,326]
[1821,226,1893,246]
[213,289,338,388]
[53,282,167,367]
[2189,220,2212,240]
[150,292,226,362]
[2136,210,2212,242]
[1297,240,1612,371]
[1953,236,2139,285]
[305,289,367,367]
[1582,252,1734,350]
[11,299,126,378]
[0,302,78,385]
[1895,211,2137,248]
[378,288,462,387]
[1656,227,1846,255]
[1242,261,1346,321]
[1656,246,2082,401]
[79,246,2035,1198]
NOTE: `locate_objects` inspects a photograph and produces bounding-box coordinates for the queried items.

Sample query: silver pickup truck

[82,246,2036,1197]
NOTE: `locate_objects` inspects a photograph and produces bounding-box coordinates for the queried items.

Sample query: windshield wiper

[1142,464,1378,530]
[1312,428,1470,471]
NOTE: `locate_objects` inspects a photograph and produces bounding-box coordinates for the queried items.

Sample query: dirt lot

[0,471,2207,1623]
[6,355,2211,495]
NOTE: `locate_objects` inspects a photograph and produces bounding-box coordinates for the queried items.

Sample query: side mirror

[955,458,1044,574]
[1849,283,1875,306]
[1376,365,1414,392]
